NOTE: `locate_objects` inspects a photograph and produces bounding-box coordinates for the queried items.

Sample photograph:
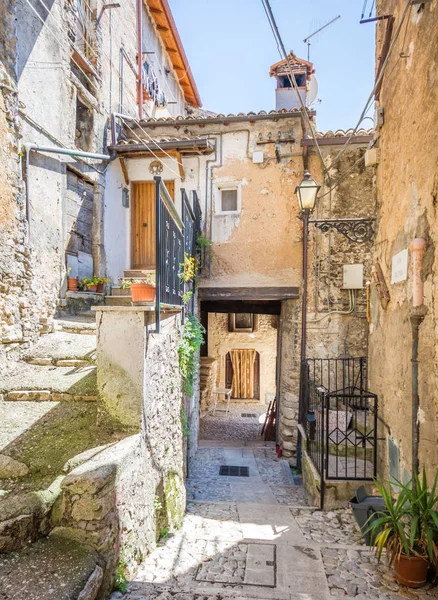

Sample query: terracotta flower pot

[87,285,98,293]
[130,283,156,303]
[96,283,104,293]
[67,277,78,291]
[393,555,429,588]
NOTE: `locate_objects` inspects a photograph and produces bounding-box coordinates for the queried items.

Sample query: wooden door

[131,180,175,269]
[226,351,260,400]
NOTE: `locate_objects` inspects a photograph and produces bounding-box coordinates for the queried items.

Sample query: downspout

[137,0,143,119]
[409,237,427,477]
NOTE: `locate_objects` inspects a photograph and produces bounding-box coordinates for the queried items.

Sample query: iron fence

[155,177,184,332]
[302,357,378,495]
[181,189,196,316]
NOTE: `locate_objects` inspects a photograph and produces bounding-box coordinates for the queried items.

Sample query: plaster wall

[0,0,188,366]
[207,312,278,404]
[369,0,438,481]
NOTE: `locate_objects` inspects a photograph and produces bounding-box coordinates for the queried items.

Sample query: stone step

[0,533,103,600]
[111,285,131,297]
[54,316,96,335]
[105,295,132,306]
[23,331,96,366]
[123,269,155,279]
[0,363,98,399]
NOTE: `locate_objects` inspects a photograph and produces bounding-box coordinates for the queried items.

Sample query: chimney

[269,52,316,111]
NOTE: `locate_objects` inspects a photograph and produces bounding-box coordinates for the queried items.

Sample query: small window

[221,189,238,212]
[228,313,259,333]
[75,96,94,151]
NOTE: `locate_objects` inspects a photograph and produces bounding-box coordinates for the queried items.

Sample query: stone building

[108,52,375,466]
[367,0,438,483]
[0,0,199,368]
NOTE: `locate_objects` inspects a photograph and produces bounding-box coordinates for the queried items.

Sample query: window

[228,313,259,333]
[221,189,238,212]
[277,73,306,88]
[75,96,94,151]
[76,0,95,62]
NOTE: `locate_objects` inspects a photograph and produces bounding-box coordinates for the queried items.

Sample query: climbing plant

[178,315,205,396]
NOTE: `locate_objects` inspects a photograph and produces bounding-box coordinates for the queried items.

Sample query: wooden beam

[198,287,299,301]
[201,300,282,315]
[149,7,162,14]
[176,150,185,181]
[165,47,178,54]
[120,157,129,185]
[156,24,169,32]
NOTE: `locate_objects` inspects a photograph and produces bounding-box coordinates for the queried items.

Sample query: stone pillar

[278,299,301,461]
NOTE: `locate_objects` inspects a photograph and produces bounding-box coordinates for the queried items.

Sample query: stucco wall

[0,0,188,368]
[207,312,278,404]
[368,0,438,481]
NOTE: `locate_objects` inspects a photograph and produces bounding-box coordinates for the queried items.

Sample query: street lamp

[295,171,320,212]
[295,171,320,441]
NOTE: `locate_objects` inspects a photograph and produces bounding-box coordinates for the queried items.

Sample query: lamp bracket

[310,218,375,243]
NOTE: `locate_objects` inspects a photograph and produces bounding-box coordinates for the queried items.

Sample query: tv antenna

[303,15,341,62]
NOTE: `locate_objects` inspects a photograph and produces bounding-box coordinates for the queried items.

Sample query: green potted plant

[366,471,438,588]
[79,275,99,292]
[67,267,78,292]
[119,274,156,303]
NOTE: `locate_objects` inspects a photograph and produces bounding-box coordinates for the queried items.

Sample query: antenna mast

[303,15,341,61]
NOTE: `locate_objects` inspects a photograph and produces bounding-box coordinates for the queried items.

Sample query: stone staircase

[105,269,155,307]
[0,313,126,599]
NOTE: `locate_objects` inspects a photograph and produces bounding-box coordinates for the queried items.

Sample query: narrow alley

[110,443,434,600]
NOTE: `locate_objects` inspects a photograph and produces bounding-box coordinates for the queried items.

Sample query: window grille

[221,189,238,212]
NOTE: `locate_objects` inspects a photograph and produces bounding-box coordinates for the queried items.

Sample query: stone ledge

[92,304,182,313]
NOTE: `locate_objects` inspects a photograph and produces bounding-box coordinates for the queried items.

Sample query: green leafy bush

[178,315,205,397]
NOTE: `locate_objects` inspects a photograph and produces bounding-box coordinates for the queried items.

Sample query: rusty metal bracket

[310,218,375,243]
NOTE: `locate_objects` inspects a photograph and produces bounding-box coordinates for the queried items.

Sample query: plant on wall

[178,253,197,283]
[178,315,205,396]
[196,233,213,263]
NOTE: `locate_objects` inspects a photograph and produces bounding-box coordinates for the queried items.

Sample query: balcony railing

[154,178,202,332]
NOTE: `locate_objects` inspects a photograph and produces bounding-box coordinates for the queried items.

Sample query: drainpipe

[409,237,427,477]
[137,0,143,119]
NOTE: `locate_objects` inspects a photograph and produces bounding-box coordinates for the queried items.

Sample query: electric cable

[260,0,329,178]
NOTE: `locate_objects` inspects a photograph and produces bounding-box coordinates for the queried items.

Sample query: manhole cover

[241,413,257,418]
[219,465,249,477]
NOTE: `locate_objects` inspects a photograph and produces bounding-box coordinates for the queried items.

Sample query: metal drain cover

[241,413,257,418]
[219,465,249,477]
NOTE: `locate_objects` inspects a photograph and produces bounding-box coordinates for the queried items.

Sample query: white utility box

[343,264,364,289]
[252,151,264,164]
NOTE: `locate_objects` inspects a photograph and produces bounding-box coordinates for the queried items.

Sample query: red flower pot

[67,277,78,291]
[130,283,156,303]
[87,285,98,292]
[97,283,104,293]
[394,555,429,588]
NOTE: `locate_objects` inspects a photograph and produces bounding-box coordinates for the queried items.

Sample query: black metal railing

[155,177,184,332]
[302,357,378,497]
[181,189,196,316]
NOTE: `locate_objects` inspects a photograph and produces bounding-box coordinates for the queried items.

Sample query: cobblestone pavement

[111,444,437,600]
[199,402,268,442]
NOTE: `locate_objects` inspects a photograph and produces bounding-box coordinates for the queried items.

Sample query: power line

[121,118,183,179]
[260,0,329,178]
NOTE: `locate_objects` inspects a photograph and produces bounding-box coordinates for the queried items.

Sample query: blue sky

[168,0,376,132]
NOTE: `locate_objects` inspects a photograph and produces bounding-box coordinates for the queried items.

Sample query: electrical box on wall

[252,151,264,164]
[343,264,364,289]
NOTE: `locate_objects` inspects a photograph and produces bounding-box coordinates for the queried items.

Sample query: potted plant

[79,275,99,292]
[67,267,78,292]
[96,277,110,294]
[366,471,438,588]
[119,274,156,303]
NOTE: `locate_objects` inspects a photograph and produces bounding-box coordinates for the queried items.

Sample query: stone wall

[0,57,39,365]
[55,308,187,594]
[368,0,438,481]
[207,312,278,404]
